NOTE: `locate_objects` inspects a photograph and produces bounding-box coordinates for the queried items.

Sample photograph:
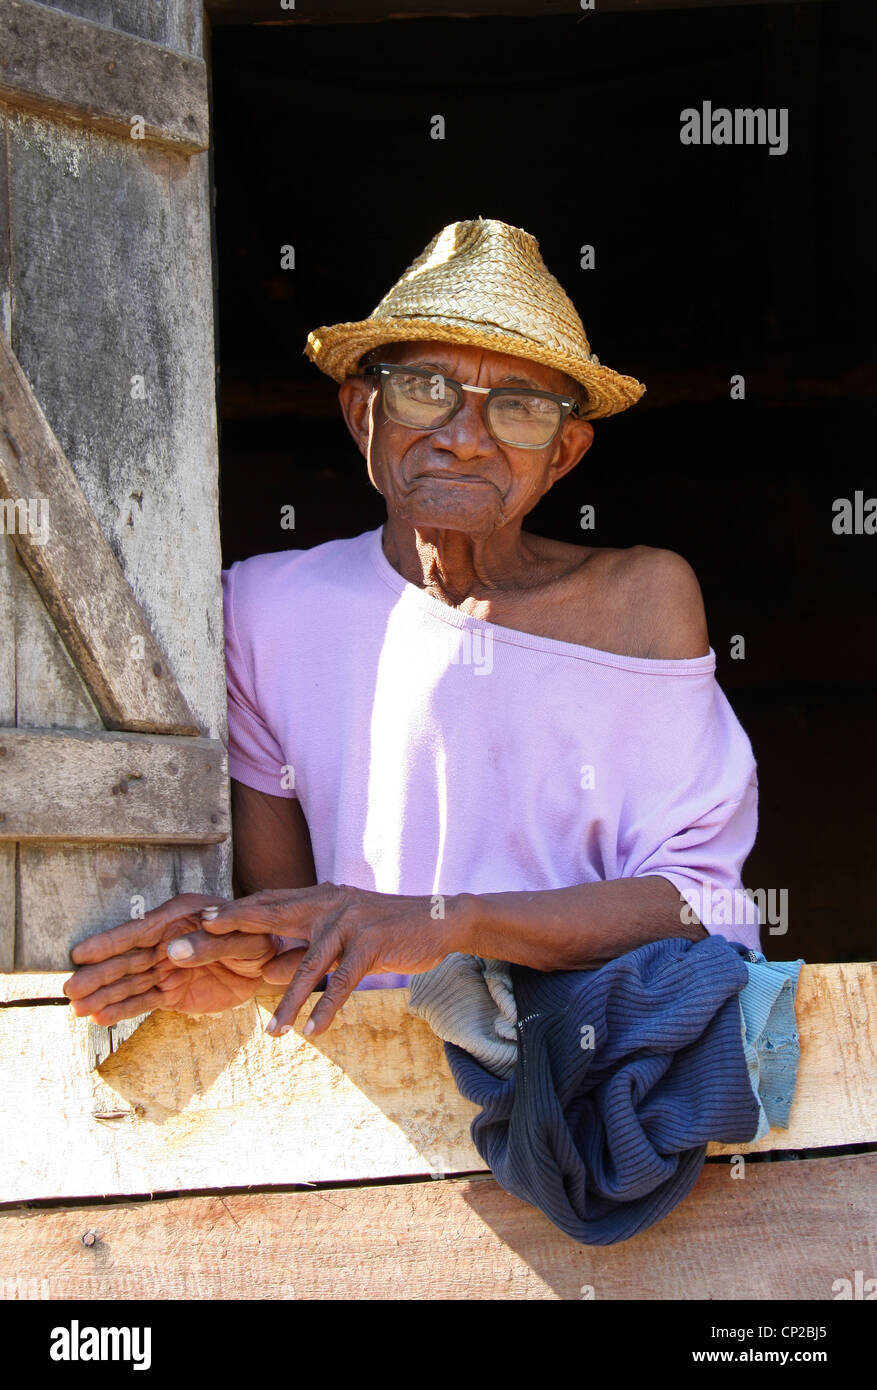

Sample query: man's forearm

[451,875,706,971]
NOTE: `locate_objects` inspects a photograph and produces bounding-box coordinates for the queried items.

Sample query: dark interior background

[208,0,876,964]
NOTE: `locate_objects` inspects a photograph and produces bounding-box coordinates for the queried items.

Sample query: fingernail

[265,1014,278,1033]
[167,937,194,960]
[302,1018,315,1036]
[200,906,220,920]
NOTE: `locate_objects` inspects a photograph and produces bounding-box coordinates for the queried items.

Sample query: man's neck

[380,518,541,607]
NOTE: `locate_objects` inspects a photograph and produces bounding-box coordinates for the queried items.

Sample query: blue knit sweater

[444,935,763,1246]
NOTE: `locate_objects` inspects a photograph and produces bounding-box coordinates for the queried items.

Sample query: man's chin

[393,481,505,535]
[395,501,503,536]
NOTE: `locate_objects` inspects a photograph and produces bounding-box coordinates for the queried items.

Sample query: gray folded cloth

[408,953,519,1079]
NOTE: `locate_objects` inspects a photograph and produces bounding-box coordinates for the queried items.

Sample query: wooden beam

[0,537,14,970]
[0,328,201,735]
[0,973,141,1071]
[1,1153,874,1300]
[0,0,209,154]
[0,973,53,1001]
[0,727,229,843]
[0,964,873,1200]
[16,843,230,972]
[0,985,484,1198]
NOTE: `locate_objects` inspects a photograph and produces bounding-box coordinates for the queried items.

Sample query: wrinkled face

[339,340,594,538]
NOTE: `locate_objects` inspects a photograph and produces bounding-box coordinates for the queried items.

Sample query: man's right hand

[63,893,281,1025]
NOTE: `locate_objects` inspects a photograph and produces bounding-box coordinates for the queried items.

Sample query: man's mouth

[411,471,494,484]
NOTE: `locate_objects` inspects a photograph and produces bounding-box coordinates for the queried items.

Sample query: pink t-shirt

[222,526,762,987]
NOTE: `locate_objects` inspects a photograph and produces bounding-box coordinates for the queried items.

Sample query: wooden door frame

[0,1,228,1062]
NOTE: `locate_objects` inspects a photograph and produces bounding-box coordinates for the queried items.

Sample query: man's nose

[430,391,494,458]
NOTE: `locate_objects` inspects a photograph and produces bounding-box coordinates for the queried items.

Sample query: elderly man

[64,218,760,1040]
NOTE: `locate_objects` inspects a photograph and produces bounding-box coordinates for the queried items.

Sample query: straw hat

[305,218,645,420]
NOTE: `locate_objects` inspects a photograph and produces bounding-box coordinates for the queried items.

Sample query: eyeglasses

[362,363,582,450]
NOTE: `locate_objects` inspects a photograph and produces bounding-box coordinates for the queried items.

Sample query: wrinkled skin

[188,884,464,1036]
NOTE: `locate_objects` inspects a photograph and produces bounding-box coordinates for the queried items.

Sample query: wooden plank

[0,536,15,969]
[0,972,70,1001]
[0,0,208,154]
[0,13,230,1009]
[9,514,139,1013]
[0,78,9,341]
[0,329,201,735]
[0,987,485,1200]
[11,543,103,731]
[0,845,14,973]
[0,113,227,748]
[0,1153,874,1300]
[0,104,232,977]
[16,844,228,973]
[0,727,229,843]
[710,960,877,1156]
[0,964,873,1202]
[7,523,223,987]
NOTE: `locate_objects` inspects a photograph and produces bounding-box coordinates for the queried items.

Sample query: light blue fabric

[736,950,804,1140]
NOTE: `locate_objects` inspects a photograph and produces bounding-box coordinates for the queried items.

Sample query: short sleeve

[616,675,762,952]
[222,563,297,799]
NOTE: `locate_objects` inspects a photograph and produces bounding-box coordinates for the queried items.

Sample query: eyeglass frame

[361,362,584,450]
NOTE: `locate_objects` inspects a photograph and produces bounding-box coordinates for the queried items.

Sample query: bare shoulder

[510,533,710,658]
[612,545,710,660]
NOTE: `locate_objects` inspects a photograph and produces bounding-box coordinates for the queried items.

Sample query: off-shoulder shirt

[222,525,762,987]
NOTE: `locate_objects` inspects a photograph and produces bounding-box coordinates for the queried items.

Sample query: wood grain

[16,844,228,974]
[0,987,485,1201]
[0,36,231,993]
[0,328,201,735]
[38,0,204,56]
[0,536,14,970]
[711,960,877,1155]
[0,726,229,843]
[0,964,873,1202]
[0,972,69,1001]
[1,1154,874,1300]
[0,0,209,153]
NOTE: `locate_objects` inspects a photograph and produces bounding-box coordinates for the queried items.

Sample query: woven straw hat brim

[306,317,645,421]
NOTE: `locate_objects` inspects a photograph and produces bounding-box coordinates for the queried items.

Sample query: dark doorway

[209,1,876,963]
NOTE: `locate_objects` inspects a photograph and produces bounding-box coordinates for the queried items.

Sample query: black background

[210,1,876,964]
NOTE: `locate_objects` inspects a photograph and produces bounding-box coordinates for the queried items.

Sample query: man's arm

[230,779,317,897]
[451,875,706,972]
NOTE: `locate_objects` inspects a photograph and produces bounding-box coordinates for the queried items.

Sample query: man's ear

[338,376,376,458]
[548,418,595,485]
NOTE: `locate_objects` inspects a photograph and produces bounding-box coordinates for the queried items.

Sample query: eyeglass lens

[381,370,563,447]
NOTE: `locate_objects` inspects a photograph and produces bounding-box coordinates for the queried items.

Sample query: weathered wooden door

[0,0,230,1053]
